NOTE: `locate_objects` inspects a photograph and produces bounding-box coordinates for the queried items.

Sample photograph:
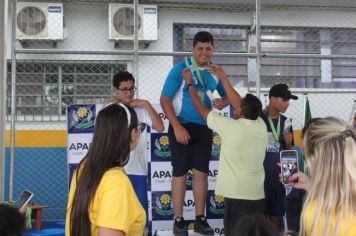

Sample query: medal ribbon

[191,56,208,87]
[267,115,280,141]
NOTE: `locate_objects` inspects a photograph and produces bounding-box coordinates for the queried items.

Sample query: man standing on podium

[160,31,229,235]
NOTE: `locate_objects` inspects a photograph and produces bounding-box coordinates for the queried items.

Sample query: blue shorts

[168,123,212,177]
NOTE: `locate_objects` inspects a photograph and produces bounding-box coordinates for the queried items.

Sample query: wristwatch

[185,83,193,91]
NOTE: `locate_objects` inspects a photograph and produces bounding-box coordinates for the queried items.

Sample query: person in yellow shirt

[65,103,146,236]
[289,117,356,236]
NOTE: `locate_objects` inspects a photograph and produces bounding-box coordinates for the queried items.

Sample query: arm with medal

[182,68,210,120]
[187,57,229,110]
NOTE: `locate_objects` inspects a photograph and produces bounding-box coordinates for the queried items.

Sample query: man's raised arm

[209,64,241,112]
[181,68,210,121]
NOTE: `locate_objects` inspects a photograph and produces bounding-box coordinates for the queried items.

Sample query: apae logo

[214,227,225,235]
[153,135,170,159]
[69,142,90,151]
[208,194,224,216]
[68,105,95,133]
[158,112,168,121]
[152,171,172,179]
[211,133,221,158]
[184,199,195,208]
[152,170,172,184]
[185,169,193,189]
[154,193,174,217]
[188,222,195,231]
[208,169,218,178]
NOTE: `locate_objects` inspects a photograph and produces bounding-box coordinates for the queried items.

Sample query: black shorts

[168,123,212,177]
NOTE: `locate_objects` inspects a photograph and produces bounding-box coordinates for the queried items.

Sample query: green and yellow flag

[304,96,312,125]
[300,96,312,171]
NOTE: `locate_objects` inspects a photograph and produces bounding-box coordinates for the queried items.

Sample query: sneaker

[173,217,188,236]
[194,216,214,235]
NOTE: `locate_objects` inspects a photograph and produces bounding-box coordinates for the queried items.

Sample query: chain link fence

[5,0,356,221]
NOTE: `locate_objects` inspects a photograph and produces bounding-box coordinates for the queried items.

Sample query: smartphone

[14,190,34,210]
[280,150,299,185]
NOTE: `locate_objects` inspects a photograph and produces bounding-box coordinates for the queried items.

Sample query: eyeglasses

[117,86,136,94]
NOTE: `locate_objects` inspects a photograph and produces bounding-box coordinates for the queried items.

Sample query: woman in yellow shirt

[290,117,356,236]
[65,103,146,236]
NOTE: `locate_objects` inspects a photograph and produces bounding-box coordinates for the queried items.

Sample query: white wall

[261,10,356,28]
[6,3,356,128]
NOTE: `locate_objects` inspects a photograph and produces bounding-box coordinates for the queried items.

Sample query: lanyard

[267,115,280,141]
[190,57,208,87]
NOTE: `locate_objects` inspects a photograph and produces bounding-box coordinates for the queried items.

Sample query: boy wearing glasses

[110,71,164,229]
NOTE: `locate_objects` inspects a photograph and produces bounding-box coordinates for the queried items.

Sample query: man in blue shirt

[160,31,228,235]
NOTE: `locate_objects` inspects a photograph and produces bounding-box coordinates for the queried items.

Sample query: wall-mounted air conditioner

[109,4,158,41]
[16,2,65,40]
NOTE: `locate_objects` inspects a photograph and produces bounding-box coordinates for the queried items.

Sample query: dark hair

[232,215,279,236]
[0,204,25,236]
[193,31,214,47]
[112,71,135,88]
[69,104,138,236]
[241,93,262,120]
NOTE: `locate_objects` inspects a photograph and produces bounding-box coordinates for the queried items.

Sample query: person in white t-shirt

[108,71,164,225]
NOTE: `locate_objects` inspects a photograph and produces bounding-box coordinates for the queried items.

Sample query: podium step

[23,228,65,236]
[155,230,217,236]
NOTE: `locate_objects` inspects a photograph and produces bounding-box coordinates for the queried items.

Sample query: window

[332,29,356,88]
[258,27,322,88]
[7,62,126,121]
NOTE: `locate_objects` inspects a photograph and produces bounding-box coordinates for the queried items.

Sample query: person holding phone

[182,64,268,236]
[261,83,298,229]
[290,117,356,235]
[66,104,146,236]
[160,31,229,235]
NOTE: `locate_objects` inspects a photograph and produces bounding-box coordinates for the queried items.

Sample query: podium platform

[154,230,218,236]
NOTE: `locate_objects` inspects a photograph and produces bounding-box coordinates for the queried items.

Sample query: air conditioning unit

[109,4,158,41]
[16,2,65,40]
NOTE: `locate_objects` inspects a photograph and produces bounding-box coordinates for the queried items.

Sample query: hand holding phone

[14,190,34,210]
[280,150,299,185]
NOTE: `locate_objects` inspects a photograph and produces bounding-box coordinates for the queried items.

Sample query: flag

[304,96,312,125]
[300,96,312,172]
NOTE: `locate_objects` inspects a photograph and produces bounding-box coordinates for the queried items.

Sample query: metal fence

[5,0,356,221]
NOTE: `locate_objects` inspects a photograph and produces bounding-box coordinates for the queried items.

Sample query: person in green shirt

[182,64,268,236]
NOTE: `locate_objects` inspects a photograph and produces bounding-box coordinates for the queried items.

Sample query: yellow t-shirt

[207,112,268,200]
[65,167,146,236]
[303,202,356,236]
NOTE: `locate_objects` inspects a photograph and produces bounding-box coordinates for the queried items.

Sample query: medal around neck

[206,90,215,101]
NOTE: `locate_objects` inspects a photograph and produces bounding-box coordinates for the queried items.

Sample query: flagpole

[263,93,268,109]
[303,92,307,127]
[349,99,356,125]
